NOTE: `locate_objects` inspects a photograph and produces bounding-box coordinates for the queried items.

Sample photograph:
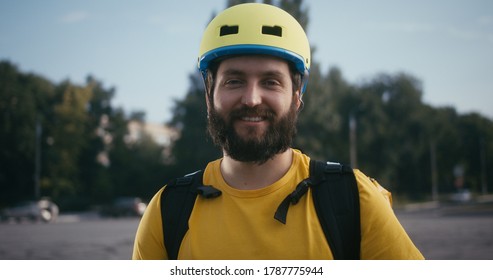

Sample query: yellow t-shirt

[132,149,424,260]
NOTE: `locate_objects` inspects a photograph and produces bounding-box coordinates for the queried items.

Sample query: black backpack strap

[274,159,361,260]
[310,160,361,260]
[160,170,221,260]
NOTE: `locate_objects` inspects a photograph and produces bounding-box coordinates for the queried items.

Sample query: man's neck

[220,148,294,190]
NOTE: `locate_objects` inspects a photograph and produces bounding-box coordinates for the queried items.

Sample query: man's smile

[241,116,264,122]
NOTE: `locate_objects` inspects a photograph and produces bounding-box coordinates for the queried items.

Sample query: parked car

[450,189,472,202]
[0,198,59,223]
[100,197,147,218]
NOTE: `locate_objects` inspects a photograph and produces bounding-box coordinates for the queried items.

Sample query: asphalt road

[0,201,492,260]
[396,201,493,260]
[0,216,138,260]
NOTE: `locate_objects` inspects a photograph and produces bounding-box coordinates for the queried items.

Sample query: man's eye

[224,79,243,86]
[264,79,281,87]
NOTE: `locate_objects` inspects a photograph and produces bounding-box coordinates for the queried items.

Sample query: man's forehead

[217,55,290,75]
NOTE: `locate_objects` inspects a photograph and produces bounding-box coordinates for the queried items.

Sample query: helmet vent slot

[220,25,239,36]
[262,25,282,37]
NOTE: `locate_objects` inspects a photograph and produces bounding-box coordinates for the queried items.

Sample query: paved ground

[0,199,492,260]
[0,216,138,260]
[396,205,493,260]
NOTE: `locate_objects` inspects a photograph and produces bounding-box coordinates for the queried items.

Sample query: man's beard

[207,101,298,165]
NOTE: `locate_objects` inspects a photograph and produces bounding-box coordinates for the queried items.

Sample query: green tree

[296,66,353,162]
[0,61,54,205]
[167,73,221,175]
[75,77,115,206]
[355,73,431,197]
[108,110,170,201]
[41,81,93,201]
[457,113,493,194]
[0,60,181,208]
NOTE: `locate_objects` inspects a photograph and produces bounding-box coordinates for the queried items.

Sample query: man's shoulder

[353,169,393,207]
[292,148,311,167]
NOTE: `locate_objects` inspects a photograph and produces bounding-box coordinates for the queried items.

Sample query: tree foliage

[167,72,221,174]
[0,61,170,210]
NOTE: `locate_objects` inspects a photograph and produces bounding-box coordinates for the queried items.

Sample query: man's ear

[295,90,303,112]
[205,90,213,114]
[204,73,214,113]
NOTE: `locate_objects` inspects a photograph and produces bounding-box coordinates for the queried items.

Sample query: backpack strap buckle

[196,185,222,199]
[274,178,310,224]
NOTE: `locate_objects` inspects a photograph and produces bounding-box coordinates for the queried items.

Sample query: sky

[1,0,492,123]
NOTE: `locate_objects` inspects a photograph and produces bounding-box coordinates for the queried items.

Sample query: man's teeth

[242,116,263,122]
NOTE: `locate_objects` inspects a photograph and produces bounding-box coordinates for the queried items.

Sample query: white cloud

[60,11,89,23]
[148,15,165,25]
[488,34,493,44]
[477,15,493,26]
[446,26,493,45]
[447,27,480,41]
[363,21,436,34]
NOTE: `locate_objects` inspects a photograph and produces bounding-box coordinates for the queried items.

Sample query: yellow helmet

[198,3,311,93]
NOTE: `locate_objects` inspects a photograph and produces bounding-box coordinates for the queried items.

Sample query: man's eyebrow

[221,69,245,76]
[220,69,286,78]
[261,70,286,78]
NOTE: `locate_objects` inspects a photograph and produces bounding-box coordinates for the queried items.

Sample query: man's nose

[241,84,262,107]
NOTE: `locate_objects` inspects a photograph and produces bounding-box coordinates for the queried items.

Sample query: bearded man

[132,3,424,260]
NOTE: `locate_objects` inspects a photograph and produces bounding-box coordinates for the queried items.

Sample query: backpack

[160,159,361,260]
